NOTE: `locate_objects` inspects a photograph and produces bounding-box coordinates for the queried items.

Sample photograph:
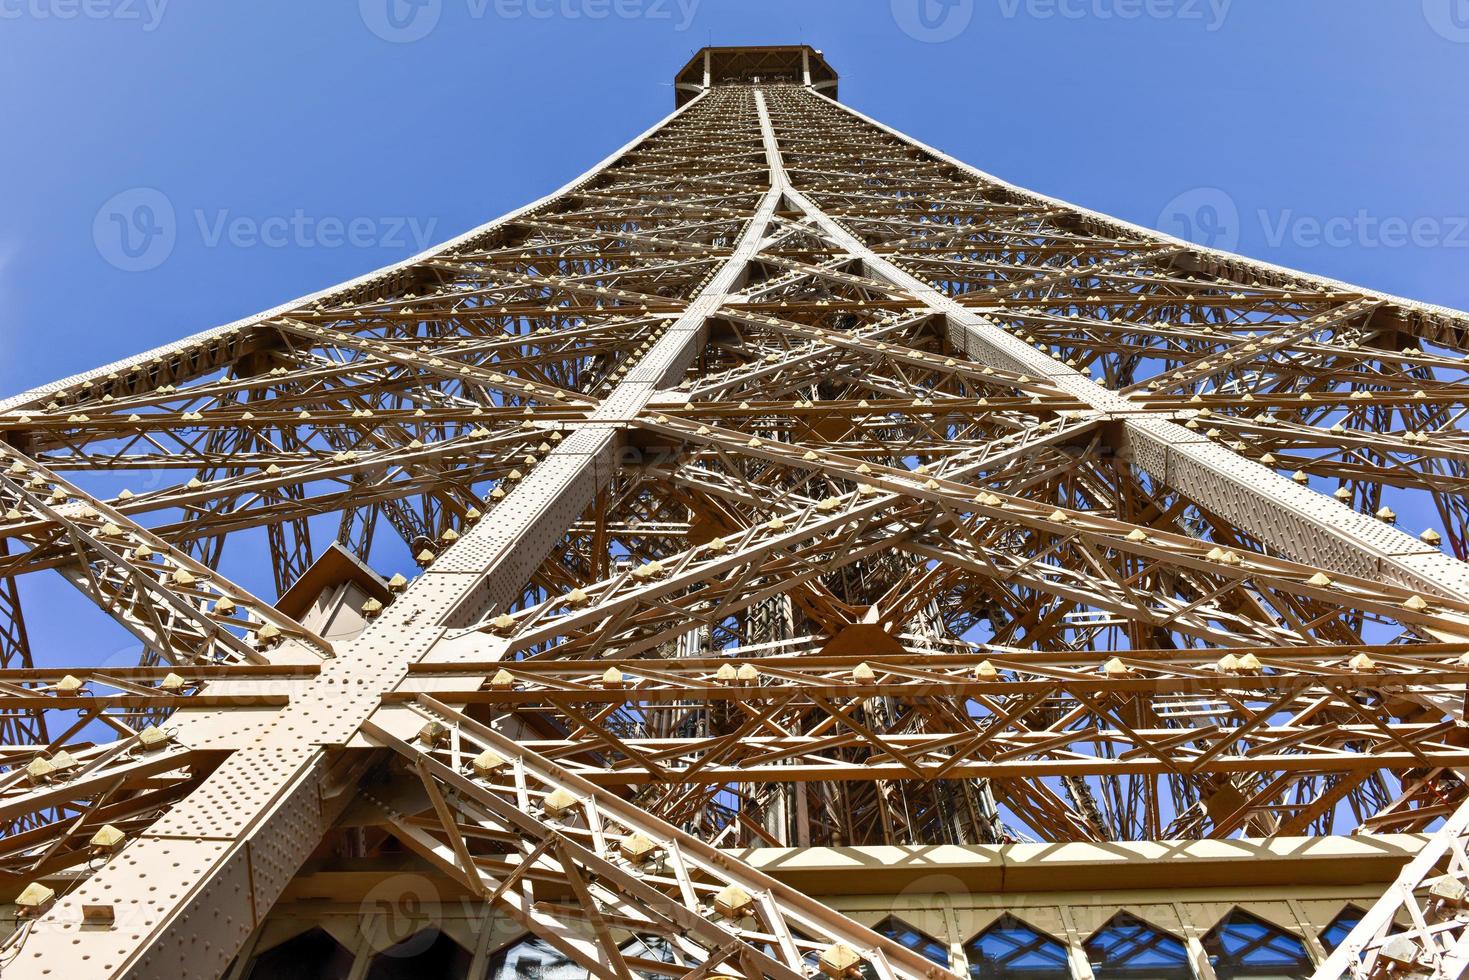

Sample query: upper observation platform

[673,45,838,106]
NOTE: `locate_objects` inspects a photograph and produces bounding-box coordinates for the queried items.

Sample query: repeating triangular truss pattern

[1,45,1468,980]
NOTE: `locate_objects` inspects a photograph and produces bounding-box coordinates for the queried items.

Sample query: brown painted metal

[0,45,1466,980]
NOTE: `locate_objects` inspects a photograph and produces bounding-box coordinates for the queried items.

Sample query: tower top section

[674,45,837,106]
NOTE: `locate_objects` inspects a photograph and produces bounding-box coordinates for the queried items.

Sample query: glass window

[1203,910,1312,980]
[486,933,683,979]
[485,935,583,980]
[1318,907,1365,954]
[966,913,1072,980]
[1085,912,1191,980]
[873,916,950,967]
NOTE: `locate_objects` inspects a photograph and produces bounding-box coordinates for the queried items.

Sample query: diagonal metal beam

[754,92,1469,604]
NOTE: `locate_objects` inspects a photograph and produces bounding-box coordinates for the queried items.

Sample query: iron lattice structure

[1,44,1468,979]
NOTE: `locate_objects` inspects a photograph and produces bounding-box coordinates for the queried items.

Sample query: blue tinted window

[874,917,950,967]
[1204,910,1311,979]
[966,914,1071,980]
[1085,912,1191,980]
[1319,907,1364,954]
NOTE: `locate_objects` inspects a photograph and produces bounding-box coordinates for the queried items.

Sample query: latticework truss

[1,44,1468,980]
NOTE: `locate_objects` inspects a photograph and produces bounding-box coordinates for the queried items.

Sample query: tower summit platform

[674,44,837,105]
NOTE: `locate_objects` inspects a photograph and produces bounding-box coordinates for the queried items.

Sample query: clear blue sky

[3,1,1468,396]
[0,2,1466,669]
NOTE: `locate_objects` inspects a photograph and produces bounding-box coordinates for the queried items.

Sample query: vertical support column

[1286,898,1329,968]
[464,906,503,977]
[1172,903,1219,980]
[1058,906,1098,980]
[941,904,969,978]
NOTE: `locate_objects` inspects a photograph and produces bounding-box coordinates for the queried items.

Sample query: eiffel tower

[2,44,1468,980]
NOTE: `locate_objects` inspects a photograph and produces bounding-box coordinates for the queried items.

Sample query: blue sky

[2,1,1468,396]
[0,2,1466,669]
